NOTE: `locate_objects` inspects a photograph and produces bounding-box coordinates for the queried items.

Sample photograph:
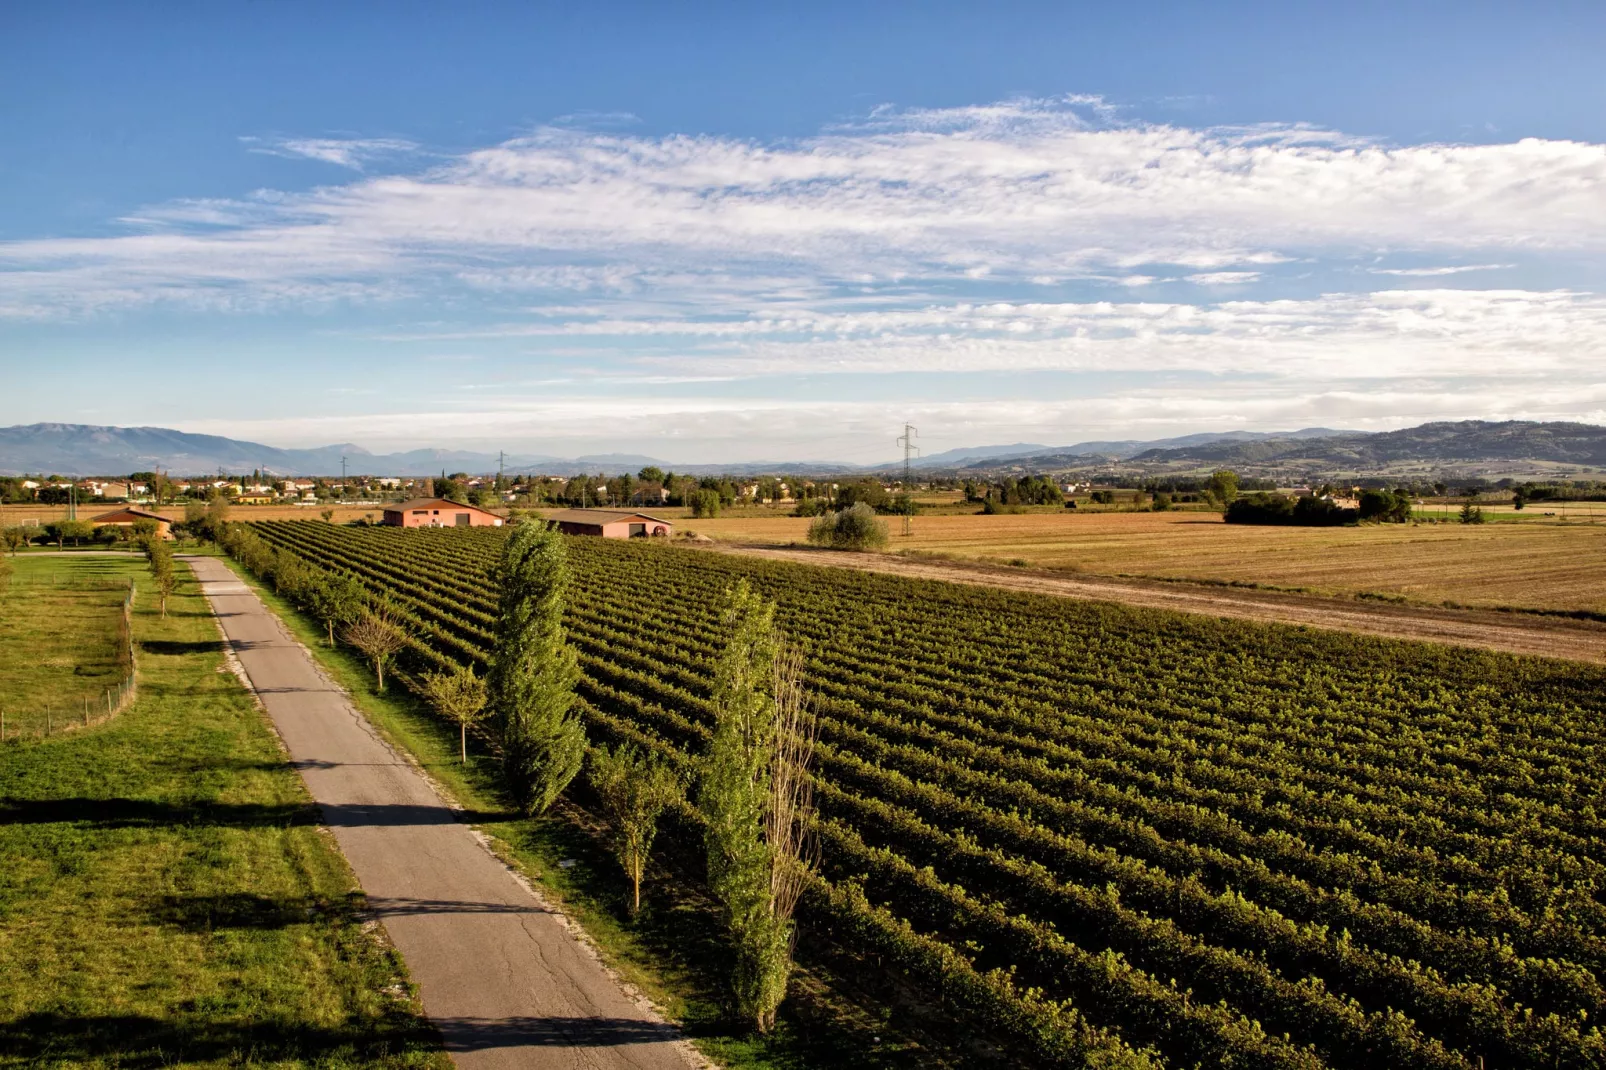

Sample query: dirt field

[682,510,1606,615]
[717,545,1606,665]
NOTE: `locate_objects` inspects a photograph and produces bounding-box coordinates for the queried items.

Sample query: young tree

[698,581,817,1033]
[419,662,490,765]
[146,539,177,618]
[589,744,684,914]
[203,494,231,541]
[343,605,408,692]
[489,521,585,816]
[1207,469,1241,505]
[320,508,335,523]
[308,571,366,647]
[1,526,25,555]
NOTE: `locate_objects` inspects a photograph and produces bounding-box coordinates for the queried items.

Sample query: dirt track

[715,545,1606,665]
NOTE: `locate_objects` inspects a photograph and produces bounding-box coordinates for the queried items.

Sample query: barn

[546,509,673,539]
[90,507,174,539]
[381,497,504,528]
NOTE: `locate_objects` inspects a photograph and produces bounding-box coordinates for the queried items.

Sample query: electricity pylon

[896,423,919,536]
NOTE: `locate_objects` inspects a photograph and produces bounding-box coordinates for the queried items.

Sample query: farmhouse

[89,507,173,539]
[546,508,672,539]
[381,497,504,528]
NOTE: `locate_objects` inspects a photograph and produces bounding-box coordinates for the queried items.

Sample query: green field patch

[0,554,446,1069]
[0,555,137,735]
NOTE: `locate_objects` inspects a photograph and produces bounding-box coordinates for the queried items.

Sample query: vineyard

[238,521,1606,1069]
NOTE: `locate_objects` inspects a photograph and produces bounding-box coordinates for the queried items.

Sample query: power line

[896,423,919,536]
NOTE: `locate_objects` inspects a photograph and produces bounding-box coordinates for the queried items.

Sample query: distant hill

[6,420,1600,480]
[0,423,859,478]
[1125,420,1606,475]
[950,428,1359,470]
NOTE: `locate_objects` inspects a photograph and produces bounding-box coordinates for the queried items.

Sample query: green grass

[0,555,135,735]
[222,556,958,1070]
[0,555,447,1069]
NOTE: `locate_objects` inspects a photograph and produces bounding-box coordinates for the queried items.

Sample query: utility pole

[896,423,919,536]
[341,455,347,483]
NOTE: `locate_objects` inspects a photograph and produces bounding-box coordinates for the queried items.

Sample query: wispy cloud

[1368,263,1515,276]
[4,98,1602,321]
[240,136,420,170]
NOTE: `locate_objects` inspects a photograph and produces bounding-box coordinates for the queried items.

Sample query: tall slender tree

[698,580,817,1033]
[489,520,585,815]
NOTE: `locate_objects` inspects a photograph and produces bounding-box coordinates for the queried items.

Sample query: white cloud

[241,136,419,170]
[5,99,1605,320]
[1368,263,1515,276]
[1186,271,1261,285]
[5,98,1606,458]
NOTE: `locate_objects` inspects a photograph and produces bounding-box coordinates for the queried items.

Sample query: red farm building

[546,509,673,539]
[381,498,505,528]
[89,506,174,539]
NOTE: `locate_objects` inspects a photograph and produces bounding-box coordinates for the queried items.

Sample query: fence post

[45,705,51,736]
[107,691,113,717]
[83,697,89,727]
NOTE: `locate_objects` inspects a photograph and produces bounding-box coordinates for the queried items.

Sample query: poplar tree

[699,580,816,1033]
[489,520,585,816]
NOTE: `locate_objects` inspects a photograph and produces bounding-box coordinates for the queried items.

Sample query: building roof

[383,497,502,516]
[544,509,673,526]
[90,507,170,523]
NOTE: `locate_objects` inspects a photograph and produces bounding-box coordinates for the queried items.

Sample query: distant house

[381,497,504,528]
[90,507,173,539]
[546,509,672,539]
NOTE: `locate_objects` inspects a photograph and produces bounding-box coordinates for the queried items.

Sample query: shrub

[806,503,889,551]
[1225,493,1357,526]
[691,489,722,519]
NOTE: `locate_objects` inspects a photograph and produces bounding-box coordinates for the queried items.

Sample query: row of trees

[227,518,819,1032]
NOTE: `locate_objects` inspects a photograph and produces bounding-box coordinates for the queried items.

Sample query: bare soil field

[684,510,1606,615]
[716,544,1606,665]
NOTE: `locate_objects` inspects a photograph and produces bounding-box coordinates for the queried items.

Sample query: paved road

[185,556,701,1070]
[720,545,1606,665]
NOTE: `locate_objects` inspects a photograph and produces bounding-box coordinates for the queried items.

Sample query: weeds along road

[716,545,1606,665]
[184,556,702,1070]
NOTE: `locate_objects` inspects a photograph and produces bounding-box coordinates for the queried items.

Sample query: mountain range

[915,428,1356,469]
[0,423,854,478]
[1,420,1602,479]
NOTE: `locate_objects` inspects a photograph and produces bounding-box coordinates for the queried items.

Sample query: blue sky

[3,1,1605,463]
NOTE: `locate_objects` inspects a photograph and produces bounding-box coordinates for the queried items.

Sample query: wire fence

[0,579,135,742]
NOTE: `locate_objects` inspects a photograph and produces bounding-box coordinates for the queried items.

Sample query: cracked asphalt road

[186,556,701,1070]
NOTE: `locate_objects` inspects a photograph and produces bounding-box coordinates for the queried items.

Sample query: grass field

[0,555,134,735]
[0,554,446,1069]
[681,509,1606,613]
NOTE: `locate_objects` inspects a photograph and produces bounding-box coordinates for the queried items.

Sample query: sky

[3,1,1606,465]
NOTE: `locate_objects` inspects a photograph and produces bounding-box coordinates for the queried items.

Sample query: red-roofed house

[545,509,672,539]
[381,498,504,528]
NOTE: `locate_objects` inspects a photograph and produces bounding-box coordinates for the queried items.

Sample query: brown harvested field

[681,509,1606,614]
[716,544,1606,664]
